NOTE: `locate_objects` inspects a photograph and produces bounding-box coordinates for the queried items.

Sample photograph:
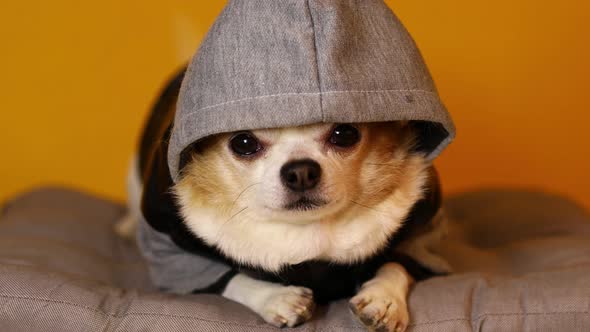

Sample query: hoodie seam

[306,0,324,121]
[178,89,438,119]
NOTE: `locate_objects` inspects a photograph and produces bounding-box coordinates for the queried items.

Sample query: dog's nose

[280,159,322,192]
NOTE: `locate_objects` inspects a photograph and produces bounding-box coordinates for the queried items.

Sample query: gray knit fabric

[137,216,232,294]
[168,0,455,180]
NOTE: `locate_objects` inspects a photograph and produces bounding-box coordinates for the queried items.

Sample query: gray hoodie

[138,0,455,295]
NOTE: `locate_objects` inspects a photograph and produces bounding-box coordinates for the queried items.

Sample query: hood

[168,0,455,181]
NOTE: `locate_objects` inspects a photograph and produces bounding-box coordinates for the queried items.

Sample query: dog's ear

[409,121,450,156]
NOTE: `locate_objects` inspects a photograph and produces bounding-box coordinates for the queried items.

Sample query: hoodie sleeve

[137,69,236,294]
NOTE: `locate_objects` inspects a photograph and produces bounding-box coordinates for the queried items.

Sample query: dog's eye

[329,124,360,148]
[230,132,262,156]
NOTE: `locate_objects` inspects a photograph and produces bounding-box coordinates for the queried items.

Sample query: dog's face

[175,122,428,269]
[178,122,415,221]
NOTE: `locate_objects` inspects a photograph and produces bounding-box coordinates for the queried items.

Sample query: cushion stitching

[0,294,357,329]
[1,294,589,328]
[409,311,590,327]
[476,311,590,319]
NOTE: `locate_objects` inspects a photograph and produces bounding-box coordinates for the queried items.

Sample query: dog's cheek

[179,154,235,210]
[321,154,357,202]
[356,128,404,205]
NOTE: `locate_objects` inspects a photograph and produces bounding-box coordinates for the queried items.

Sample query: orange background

[1,1,589,208]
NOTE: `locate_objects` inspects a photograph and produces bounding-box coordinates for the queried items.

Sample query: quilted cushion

[0,188,589,331]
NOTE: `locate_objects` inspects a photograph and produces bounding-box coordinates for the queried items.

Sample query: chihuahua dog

[117,71,451,332]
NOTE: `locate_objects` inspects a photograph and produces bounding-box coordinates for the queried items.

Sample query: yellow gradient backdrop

[1,1,589,208]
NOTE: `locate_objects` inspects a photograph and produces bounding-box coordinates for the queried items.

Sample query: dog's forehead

[252,123,334,141]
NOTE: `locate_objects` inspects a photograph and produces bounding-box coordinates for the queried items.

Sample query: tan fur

[174,122,430,271]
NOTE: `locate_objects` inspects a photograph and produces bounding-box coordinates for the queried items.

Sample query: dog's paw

[349,290,409,332]
[259,286,315,328]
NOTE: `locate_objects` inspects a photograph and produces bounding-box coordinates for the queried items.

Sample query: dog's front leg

[222,273,315,328]
[350,263,413,332]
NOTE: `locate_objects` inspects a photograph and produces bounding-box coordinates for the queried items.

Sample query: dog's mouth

[284,197,328,211]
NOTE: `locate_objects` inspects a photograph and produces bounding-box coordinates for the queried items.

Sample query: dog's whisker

[229,182,262,212]
[216,207,249,243]
[222,207,249,227]
[233,182,262,204]
[349,200,387,215]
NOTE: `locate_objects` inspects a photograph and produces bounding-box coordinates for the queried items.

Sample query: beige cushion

[0,188,589,331]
